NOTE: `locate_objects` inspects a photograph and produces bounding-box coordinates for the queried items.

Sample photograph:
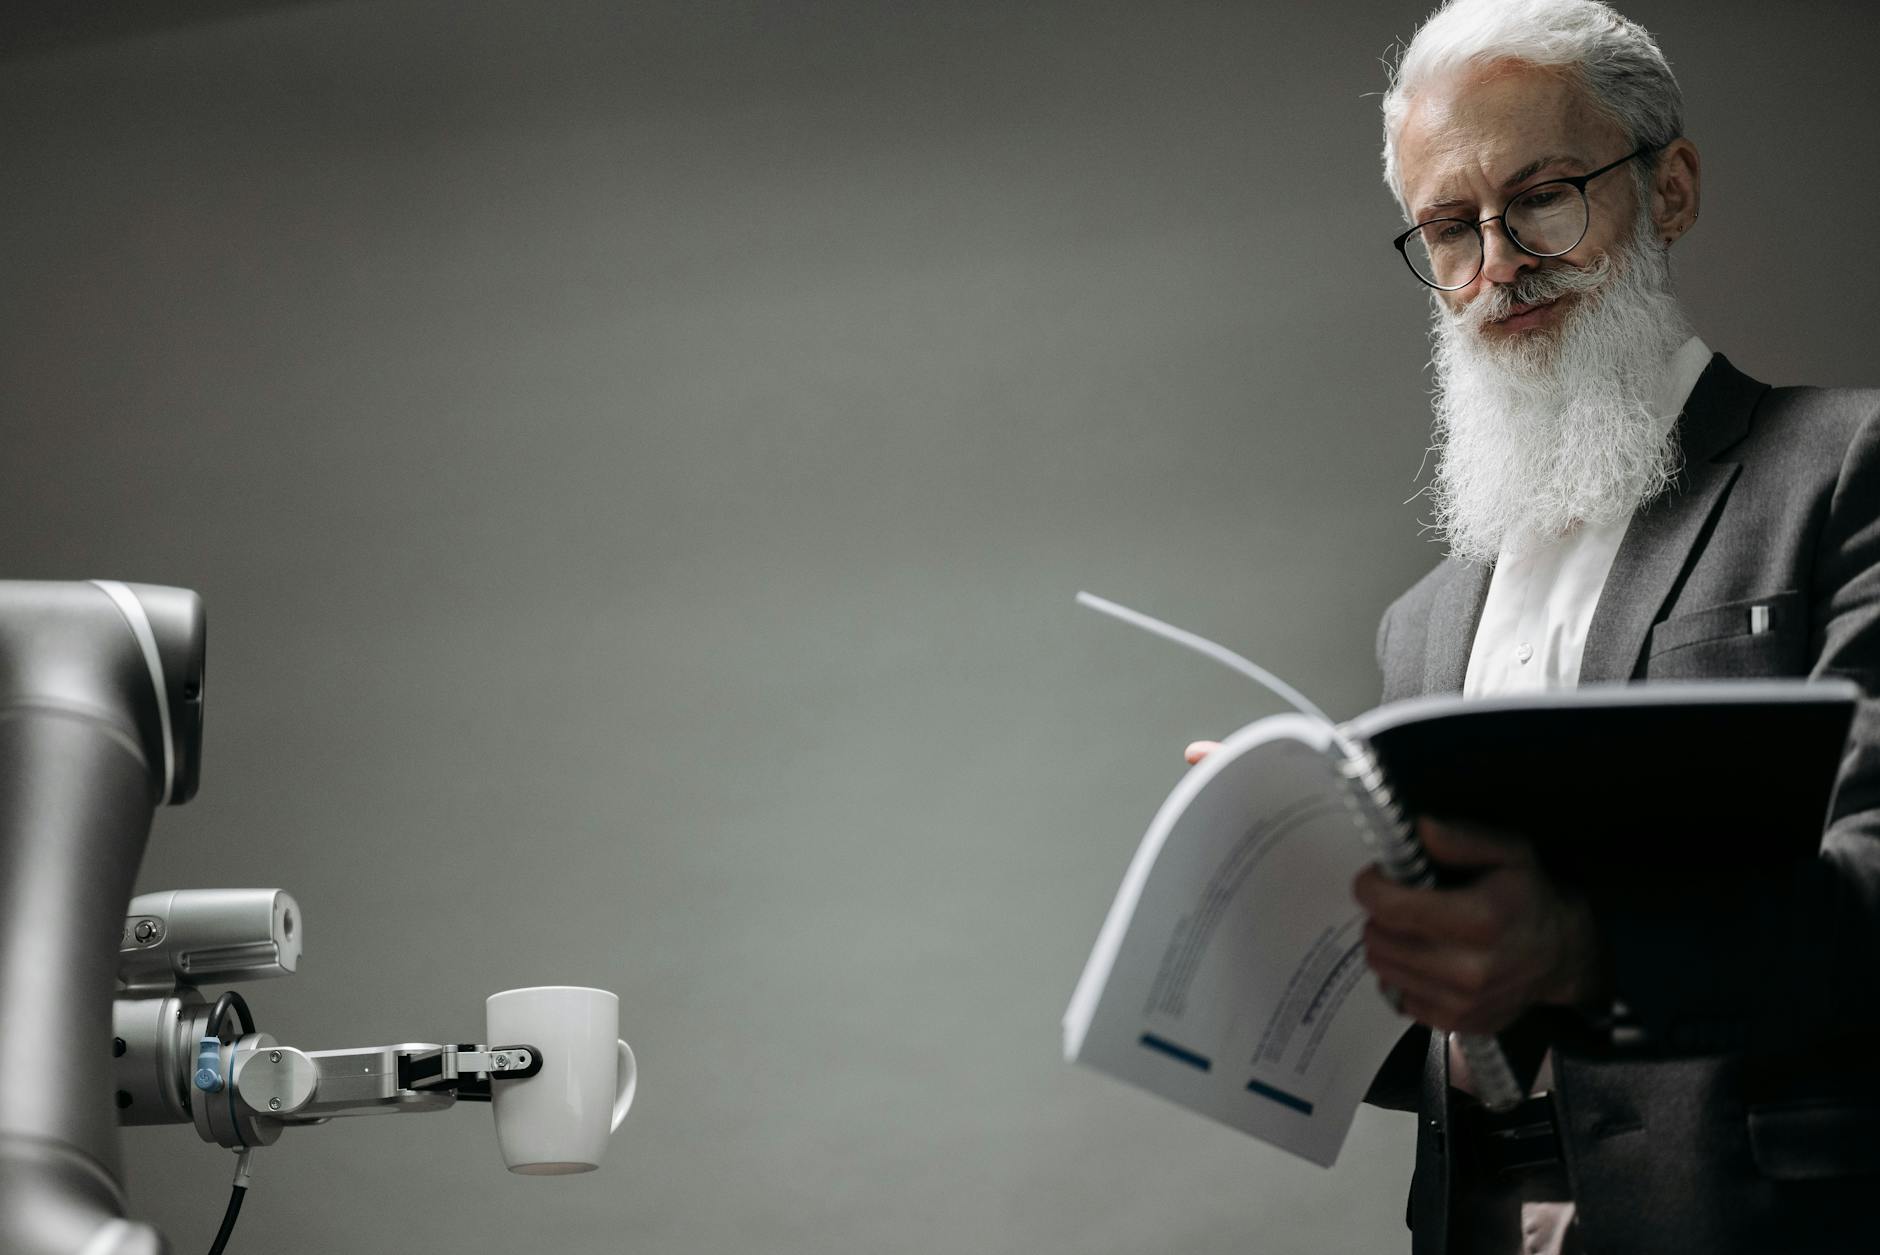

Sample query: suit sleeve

[1598,400,1880,1050]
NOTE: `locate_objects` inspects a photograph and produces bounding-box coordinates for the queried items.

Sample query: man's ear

[1653,137,1701,245]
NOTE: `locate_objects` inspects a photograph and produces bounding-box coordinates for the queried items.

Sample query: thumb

[1184,740,1223,765]
[1416,817,1529,870]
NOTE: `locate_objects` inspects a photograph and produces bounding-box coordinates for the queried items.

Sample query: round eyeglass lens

[1406,220,1481,290]
[1503,182,1588,256]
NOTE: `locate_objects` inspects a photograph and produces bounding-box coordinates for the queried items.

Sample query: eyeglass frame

[1390,141,1668,291]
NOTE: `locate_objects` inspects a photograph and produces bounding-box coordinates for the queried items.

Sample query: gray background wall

[3,2,1876,1252]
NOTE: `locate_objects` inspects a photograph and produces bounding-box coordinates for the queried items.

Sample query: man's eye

[1516,188,1563,210]
[1433,222,1472,245]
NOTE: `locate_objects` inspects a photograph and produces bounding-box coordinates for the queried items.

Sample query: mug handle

[611,1039,638,1133]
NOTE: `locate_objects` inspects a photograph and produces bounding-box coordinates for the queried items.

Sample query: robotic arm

[0,582,624,1255]
[114,888,545,1150]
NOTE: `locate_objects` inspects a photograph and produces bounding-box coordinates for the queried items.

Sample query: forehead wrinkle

[1421,150,1590,215]
[1397,63,1617,221]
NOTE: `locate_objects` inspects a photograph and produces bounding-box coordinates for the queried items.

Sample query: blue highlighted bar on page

[1245,1078,1314,1115]
[1138,1034,1211,1072]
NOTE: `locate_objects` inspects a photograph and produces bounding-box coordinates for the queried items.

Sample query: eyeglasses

[1391,143,1662,291]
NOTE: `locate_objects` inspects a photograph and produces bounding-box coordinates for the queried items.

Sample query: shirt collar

[1654,334,1712,433]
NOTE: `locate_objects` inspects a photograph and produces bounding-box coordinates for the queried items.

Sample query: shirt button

[1516,642,1534,664]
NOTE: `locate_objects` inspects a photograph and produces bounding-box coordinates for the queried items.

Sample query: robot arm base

[0,1136,167,1255]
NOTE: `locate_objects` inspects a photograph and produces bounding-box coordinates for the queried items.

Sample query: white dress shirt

[1456,334,1710,1255]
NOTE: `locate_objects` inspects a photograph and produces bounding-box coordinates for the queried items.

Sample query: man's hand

[1352,819,1605,1035]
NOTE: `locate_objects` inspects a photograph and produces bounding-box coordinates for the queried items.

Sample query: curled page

[1064,714,1410,1167]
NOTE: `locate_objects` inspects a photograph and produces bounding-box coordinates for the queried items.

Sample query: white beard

[1425,216,1695,564]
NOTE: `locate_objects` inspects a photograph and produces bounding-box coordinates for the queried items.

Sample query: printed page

[1064,713,1410,1167]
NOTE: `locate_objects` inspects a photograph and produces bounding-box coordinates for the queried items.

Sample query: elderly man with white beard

[1187,2,1880,1252]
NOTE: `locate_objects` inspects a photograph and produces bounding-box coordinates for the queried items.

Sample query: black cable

[201,994,257,1255]
[205,1183,246,1255]
[205,990,254,1040]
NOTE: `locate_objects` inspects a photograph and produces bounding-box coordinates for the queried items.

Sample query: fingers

[1417,817,1533,870]
[1352,863,1506,946]
[1183,740,1222,765]
[1355,839,1596,1032]
[1363,921,1500,1004]
[1353,848,1549,1035]
[1366,936,1522,1035]
[1378,981,1407,1016]
[1375,975,1514,1036]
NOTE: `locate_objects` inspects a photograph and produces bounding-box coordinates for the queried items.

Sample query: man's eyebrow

[1416,154,1590,219]
[1501,153,1583,189]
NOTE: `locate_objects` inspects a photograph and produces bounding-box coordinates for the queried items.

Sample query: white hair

[1381,0,1683,205]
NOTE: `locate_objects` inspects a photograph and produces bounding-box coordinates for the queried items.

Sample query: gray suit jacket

[1371,355,1880,1254]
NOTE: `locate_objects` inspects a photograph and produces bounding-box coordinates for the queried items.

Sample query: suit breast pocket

[1644,590,1807,679]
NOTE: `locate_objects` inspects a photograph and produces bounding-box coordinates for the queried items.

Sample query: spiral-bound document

[1062,594,1857,1166]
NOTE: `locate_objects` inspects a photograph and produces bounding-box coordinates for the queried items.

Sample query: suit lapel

[1422,560,1493,695]
[1579,355,1767,683]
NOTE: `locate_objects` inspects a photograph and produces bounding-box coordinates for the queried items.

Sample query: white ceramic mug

[485,986,637,1175]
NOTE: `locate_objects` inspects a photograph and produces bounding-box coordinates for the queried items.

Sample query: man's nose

[1479,220,1535,286]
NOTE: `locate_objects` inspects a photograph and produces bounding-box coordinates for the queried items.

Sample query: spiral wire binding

[1076,591,1526,1112]
[1334,734,1524,1112]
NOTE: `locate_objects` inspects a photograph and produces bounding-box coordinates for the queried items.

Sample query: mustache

[1448,253,1615,331]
